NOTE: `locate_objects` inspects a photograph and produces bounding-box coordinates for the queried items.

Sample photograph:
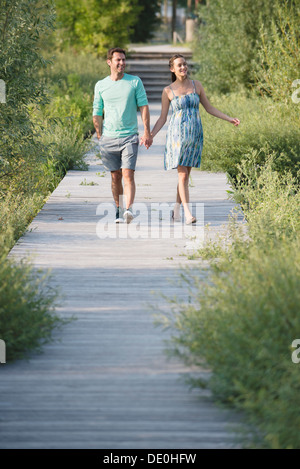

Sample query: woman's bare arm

[195,81,240,126]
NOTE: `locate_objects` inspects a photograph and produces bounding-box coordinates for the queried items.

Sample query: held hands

[229,117,240,126]
[140,133,153,149]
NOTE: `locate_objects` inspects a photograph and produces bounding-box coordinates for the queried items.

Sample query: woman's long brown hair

[169,54,186,82]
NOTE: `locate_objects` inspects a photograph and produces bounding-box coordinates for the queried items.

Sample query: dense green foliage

[0,0,55,195]
[194,0,299,97]
[254,1,300,103]
[54,0,141,55]
[40,51,107,138]
[190,0,300,182]
[54,0,163,51]
[158,158,300,448]
[196,92,300,183]
[0,253,65,361]
[130,0,162,43]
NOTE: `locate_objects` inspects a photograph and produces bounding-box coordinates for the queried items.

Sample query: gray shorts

[99,134,139,171]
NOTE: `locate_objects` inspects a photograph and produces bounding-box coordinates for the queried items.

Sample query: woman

[150,54,240,224]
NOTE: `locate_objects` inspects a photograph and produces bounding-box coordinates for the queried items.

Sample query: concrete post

[172,0,177,42]
[163,0,168,24]
[186,18,195,42]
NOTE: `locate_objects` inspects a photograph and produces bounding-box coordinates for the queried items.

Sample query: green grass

[80,178,99,186]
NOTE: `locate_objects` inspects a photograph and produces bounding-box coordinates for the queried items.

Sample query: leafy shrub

[0,193,46,256]
[39,120,89,174]
[232,153,300,241]
[0,253,65,361]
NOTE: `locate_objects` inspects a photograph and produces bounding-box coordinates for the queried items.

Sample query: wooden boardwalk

[0,104,244,449]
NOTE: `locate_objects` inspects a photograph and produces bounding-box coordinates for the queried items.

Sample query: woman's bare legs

[172,182,182,221]
[176,166,196,223]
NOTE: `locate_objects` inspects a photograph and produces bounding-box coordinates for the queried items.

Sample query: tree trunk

[172,0,177,41]
[164,0,168,24]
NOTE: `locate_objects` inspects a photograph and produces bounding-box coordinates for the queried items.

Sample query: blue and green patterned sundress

[164,81,203,170]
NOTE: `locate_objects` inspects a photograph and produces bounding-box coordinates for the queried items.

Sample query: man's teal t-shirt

[92,73,148,138]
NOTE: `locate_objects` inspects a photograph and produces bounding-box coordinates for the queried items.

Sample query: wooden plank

[0,103,245,449]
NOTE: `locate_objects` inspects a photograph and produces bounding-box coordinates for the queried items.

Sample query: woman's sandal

[171,210,181,222]
[185,216,197,225]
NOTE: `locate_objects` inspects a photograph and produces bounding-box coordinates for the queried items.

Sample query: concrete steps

[127,46,193,102]
[127,60,171,102]
[128,51,193,61]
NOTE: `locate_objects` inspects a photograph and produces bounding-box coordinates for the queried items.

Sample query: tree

[130,0,162,43]
[55,0,141,56]
[172,0,177,40]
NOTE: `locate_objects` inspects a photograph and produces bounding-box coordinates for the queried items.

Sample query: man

[93,47,153,224]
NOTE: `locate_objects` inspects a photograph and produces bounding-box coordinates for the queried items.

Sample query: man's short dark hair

[107,47,126,60]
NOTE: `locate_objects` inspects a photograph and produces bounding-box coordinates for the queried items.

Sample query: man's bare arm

[139,105,153,149]
[93,115,103,139]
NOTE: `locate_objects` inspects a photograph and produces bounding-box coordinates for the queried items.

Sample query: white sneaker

[123,209,133,224]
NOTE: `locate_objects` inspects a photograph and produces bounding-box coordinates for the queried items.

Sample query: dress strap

[192,80,196,93]
[169,85,176,98]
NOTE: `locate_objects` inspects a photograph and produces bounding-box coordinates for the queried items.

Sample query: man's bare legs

[111,168,135,223]
[122,168,135,209]
[175,166,196,223]
[111,169,123,208]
